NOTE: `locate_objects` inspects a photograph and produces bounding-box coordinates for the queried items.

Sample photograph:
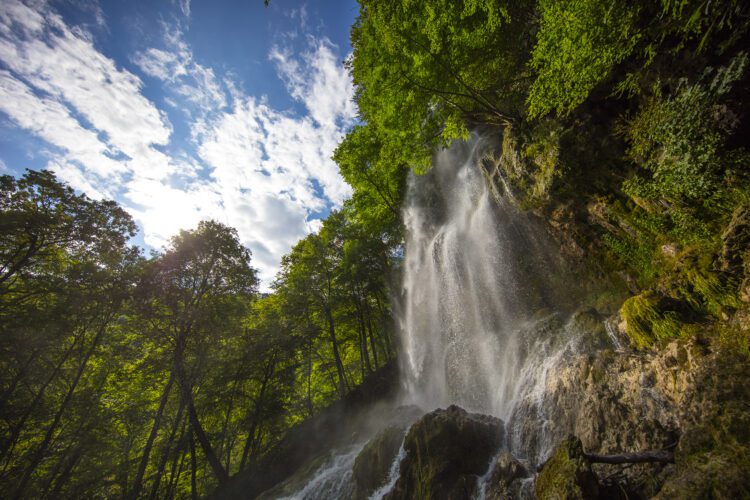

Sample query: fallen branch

[584,449,674,464]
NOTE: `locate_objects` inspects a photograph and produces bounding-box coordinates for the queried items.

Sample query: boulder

[352,425,406,499]
[386,405,504,500]
[484,452,530,500]
[536,436,600,500]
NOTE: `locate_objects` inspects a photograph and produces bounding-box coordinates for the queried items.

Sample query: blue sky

[0,0,360,289]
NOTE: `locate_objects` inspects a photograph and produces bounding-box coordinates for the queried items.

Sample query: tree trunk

[352,288,371,377]
[173,338,228,486]
[163,425,188,500]
[49,443,84,497]
[239,356,275,471]
[323,303,347,398]
[1,339,77,466]
[306,339,314,417]
[585,450,675,464]
[374,294,394,357]
[182,381,228,485]
[131,369,175,499]
[363,299,380,368]
[219,365,243,473]
[13,320,107,499]
[148,398,185,500]
[189,430,198,500]
[0,348,39,414]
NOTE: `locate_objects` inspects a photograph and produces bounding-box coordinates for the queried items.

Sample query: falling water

[399,134,574,422]
[285,134,604,498]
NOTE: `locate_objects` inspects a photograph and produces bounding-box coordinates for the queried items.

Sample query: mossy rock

[569,308,611,351]
[352,425,406,499]
[619,291,683,349]
[536,436,600,500]
[655,353,750,499]
[484,452,529,500]
[386,405,504,500]
[655,410,750,498]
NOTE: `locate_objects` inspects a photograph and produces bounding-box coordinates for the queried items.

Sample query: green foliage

[625,53,748,206]
[528,0,641,117]
[619,292,683,349]
[0,170,397,498]
[349,0,533,171]
[660,0,750,52]
[333,124,407,243]
[603,232,660,284]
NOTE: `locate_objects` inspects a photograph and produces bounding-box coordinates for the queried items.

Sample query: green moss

[536,436,599,500]
[657,405,750,498]
[620,292,683,349]
[524,120,563,204]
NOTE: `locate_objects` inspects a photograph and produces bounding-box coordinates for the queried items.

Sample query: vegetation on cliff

[2,0,750,498]
[338,0,750,352]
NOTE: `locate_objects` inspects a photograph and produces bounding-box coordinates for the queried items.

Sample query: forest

[2,0,750,498]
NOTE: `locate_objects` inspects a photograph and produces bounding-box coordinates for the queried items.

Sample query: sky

[0,0,360,289]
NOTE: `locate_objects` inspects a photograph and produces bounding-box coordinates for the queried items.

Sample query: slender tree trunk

[149,403,186,500]
[352,287,371,377]
[219,365,243,473]
[374,294,394,357]
[1,339,77,465]
[238,357,275,471]
[323,303,347,397]
[365,303,380,369]
[40,439,74,497]
[189,430,198,500]
[249,427,265,462]
[163,424,188,500]
[0,348,39,413]
[131,369,175,499]
[50,443,84,498]
[13,321,107,499]
[174,338,228,485]
[306,340,314,417]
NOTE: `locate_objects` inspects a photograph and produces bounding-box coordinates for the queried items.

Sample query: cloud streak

[0,0,355,289]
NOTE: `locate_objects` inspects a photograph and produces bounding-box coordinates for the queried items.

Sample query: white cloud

[196,39,356,285]
[0,70,126,187]
[0,1,355,290]
[133,24,226,113]
[0,1,173,169]
[178,0,191,18]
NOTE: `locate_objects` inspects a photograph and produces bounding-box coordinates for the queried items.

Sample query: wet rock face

[510,337,750,498]
[536,436,599,500]
[484,452,530,500]
[385,405,504,500]
[352,425,405,499]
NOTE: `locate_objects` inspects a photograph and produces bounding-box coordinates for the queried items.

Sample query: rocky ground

[351,333,749,499]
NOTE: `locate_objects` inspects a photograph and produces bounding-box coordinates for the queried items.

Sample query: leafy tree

[349,0,534,171]
[527,0,641,117]
[0,170,140,498]
[141,220,258,487]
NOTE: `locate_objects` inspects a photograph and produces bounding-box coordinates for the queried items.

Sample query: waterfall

[399,134,572,422]
[282,134,600,498]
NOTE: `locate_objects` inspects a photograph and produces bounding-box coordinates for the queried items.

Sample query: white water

[287,135,603,498]
[399,135,572,422]
[368,438,406,500]
[278,444,363,500]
